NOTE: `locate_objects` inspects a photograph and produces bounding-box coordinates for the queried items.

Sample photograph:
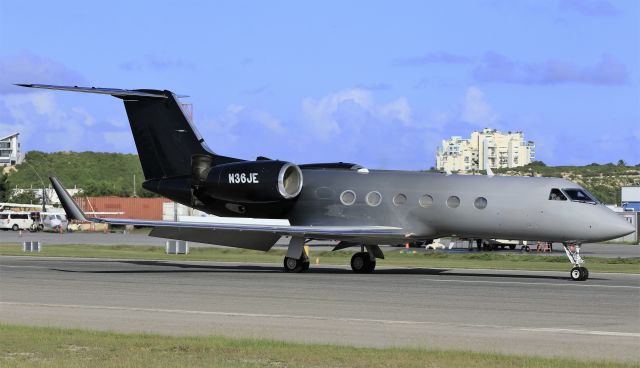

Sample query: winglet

[486,166,495,177]
[49,176,88,221]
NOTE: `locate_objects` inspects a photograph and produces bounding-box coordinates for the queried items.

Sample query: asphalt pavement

[1,231,638,258]
[1,256,638,362]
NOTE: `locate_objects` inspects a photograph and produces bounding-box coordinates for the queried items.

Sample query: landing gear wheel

[283,256,309,273]
[580,267,589,280]
[570,266,588,281]
[570,267,581,281]
[351,252,376,273]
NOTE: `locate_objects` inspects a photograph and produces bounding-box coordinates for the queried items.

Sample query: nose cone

[600,213,635,241]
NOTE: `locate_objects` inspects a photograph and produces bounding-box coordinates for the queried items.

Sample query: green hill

[494,161,640,204]
[1,153,639,205]
[1,151,154,199]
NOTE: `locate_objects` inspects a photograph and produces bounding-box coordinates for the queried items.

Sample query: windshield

[563,188,598,204]
[549,188,567,201]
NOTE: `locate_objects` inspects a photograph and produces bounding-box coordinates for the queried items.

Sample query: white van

[42,213,69,232]
[0,212,33,231]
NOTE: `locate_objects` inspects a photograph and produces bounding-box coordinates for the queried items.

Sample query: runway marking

[518,328,640,338]
[2,301,638,338]
[423,278,640,289]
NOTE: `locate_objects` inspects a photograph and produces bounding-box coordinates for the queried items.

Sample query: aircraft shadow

[48,259,593,281]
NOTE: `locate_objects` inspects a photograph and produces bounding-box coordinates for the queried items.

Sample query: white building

[436,128,535,172]
[10,186,83,205]
[0,132,23,166]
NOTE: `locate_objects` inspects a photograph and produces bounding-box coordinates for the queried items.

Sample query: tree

[617,159,626,167]
[0,173,7,202]
[529,160,546,167]
[8,190,40,204]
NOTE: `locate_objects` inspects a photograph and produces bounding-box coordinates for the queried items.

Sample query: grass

[0,324,633,368]
[1,243,638,273]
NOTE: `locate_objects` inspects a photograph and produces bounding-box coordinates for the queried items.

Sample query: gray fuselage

[287,168,632,243]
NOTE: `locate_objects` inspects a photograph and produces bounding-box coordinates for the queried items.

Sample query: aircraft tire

[351,252,375,273]
[579,267,589,281]
[570,266,585,281]
[365,259,376,273]
[283,256,307,273]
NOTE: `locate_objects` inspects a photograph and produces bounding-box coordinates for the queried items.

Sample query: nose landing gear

[563,243,588,281]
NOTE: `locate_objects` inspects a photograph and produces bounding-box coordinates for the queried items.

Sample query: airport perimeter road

[1,257,639,362]
[1,231,638,258]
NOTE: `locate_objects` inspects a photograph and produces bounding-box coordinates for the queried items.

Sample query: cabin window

[419,194,434,207]
[474,197,487,209]
[549,189,567,201]
[446,196,460,208]
[563,188,598,204]
[366,191,382,207]
[340,190,356,206]
[393,194,407,206]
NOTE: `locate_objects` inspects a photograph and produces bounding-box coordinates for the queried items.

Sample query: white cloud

[212,104,285,134]
[461,86,498,125]
[301,88,415,137]
[0,52,85,94]
[0,92,105,151]
[379,98,412,125]
[302,88,373,137]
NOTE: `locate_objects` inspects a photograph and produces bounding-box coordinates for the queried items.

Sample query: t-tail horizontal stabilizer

[16,84,169,99]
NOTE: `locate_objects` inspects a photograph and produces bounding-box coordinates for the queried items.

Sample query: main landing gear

[283,237,310,273]
[563,242,589,281]
[283,238,384,273]
[350,252,376,273]
[349,244,383,273]
[283,255,310,273]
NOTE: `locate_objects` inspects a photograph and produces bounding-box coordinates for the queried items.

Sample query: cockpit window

[549,188,567,201]
[563,188,598,204]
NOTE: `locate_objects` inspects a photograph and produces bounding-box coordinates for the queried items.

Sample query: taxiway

[1,256,638,362]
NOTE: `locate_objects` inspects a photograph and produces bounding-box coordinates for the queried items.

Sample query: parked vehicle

[0,212,34,231]
[41,213,69,232]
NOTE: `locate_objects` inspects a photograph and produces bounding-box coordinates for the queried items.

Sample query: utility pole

[24,161,46,212]
[133,173,137,197]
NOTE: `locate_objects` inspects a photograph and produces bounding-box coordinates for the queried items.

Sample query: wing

[49,176,407,251]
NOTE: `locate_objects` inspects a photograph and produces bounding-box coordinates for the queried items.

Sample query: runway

[1,256,639,362]
[2,231,639,258]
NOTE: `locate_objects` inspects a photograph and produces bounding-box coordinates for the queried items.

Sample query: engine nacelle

[198,160,303,203]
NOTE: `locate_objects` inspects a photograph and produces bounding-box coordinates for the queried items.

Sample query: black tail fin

[16,84,240,180]
[120,91,239,179]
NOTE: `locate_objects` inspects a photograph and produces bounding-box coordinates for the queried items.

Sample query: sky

[0,0,638,170]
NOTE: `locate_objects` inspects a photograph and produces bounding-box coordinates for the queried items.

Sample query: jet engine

[195,159,303,203]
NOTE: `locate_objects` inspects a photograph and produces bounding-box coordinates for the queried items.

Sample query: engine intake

[197,160,303,203]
